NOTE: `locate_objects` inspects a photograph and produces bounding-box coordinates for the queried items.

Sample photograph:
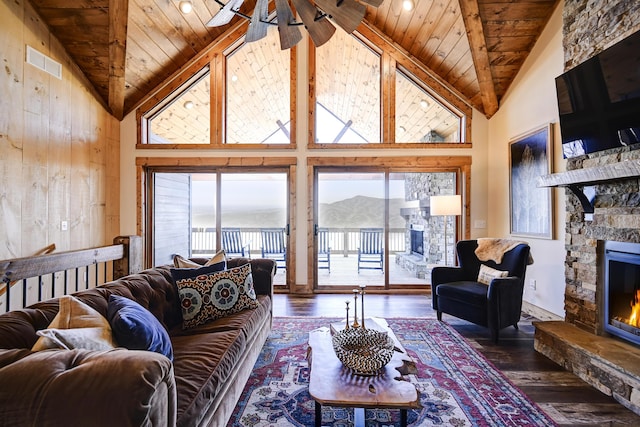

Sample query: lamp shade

[430,195,461,216]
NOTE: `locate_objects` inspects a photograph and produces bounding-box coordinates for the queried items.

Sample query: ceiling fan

[206,0,384,50]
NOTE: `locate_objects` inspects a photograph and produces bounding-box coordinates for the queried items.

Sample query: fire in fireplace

[410,229,424,256]
[604,241,640,345]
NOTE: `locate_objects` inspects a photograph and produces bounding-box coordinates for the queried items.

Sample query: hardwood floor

[273,293,640,426]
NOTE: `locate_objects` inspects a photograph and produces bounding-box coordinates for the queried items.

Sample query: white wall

[487,1,566,318]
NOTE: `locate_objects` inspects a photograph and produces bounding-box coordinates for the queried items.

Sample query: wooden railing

[191,227,406,256]
[0,236,141,313]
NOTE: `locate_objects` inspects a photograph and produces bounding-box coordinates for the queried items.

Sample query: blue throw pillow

[107,295,174,361]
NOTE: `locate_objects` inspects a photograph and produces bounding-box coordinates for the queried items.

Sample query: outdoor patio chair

[357,228,384,273]
[221,228,250,258]
[261,228,287,269]
[317,228,331,273]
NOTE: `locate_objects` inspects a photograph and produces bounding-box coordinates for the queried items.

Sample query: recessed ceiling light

[402,0,414,12]
[399,126,406,133]
[231,75,238,82]
[183,100,194,109]
[420,99,429,109]
[179,1,193,14]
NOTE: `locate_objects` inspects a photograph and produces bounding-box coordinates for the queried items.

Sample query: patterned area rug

[227,317,556,426]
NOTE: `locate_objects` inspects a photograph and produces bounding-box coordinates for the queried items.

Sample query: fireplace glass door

[604,241,640,345]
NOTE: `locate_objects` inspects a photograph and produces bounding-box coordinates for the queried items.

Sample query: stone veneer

[563,147,640,334]
[403,172,456,266]
[533,0,640,415]
[558,0,640,334]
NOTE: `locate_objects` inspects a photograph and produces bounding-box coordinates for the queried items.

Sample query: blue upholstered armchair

[431,239,531,342]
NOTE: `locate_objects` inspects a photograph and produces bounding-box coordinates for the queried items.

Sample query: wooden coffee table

[307,318,420,427]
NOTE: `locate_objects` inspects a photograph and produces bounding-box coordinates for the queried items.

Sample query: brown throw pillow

[173,250,226,269]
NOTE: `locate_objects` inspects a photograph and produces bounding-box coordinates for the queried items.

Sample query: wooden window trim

[136,17,297,149]
[304,155,472,293]
[309,24,472,148]
[137,157,297,285]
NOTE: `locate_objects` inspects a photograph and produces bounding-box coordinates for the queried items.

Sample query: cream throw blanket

[475,238,534,265]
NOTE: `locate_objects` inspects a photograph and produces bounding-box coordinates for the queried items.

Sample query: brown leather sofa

[0,257,276,427]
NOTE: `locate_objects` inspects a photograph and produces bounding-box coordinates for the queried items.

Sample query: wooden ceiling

[29,0,559,120]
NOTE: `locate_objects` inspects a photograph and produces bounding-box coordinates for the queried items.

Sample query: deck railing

[191,227,406,256]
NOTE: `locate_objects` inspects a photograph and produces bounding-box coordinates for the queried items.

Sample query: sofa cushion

[172,263,259,329]
[107,295,174,361]
[435,281,489,307]
[170,295,271,340]
[31,296,116,351]
[477,264,508,285]
[171,329,247,426]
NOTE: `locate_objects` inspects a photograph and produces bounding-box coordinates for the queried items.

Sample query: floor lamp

[430,195,462,266]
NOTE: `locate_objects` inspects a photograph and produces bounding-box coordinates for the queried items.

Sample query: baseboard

[522,301,563,321]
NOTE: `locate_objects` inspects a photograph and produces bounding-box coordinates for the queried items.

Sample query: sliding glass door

[314,169,458,290]
[220,173,288,286]
[316,172,386,288]
[150,169,289,287]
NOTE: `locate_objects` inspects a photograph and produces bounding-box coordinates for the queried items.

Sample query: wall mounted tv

[556,30,640,158]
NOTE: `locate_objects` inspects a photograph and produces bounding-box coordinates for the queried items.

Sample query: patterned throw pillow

[172,263,258,329]
[477,264,509,285]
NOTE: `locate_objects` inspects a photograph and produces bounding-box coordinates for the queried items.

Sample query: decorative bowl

[331,327,395,375]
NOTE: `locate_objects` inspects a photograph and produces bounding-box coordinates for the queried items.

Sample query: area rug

[227,317,556,426]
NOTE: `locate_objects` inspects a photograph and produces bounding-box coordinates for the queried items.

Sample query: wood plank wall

[0,0,120,260]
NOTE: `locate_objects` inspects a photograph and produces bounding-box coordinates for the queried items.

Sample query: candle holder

[352,289,360,328]
[344,301,350,330]
[359,284,366,329]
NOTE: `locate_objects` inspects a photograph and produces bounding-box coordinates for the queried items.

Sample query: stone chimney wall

[561,0,640,334]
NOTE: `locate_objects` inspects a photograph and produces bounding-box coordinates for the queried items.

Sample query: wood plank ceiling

[29,0,559,121]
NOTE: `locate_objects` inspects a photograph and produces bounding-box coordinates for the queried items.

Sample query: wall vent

[26,45,62,80]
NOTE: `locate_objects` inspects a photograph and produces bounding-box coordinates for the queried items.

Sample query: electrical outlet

[474,219,486,229]
[61,220,68,231]
[529,279,536,290]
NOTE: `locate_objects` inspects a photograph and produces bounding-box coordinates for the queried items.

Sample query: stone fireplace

[531,0,640,415]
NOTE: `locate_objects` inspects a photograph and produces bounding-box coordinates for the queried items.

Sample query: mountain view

[193,196,408,229]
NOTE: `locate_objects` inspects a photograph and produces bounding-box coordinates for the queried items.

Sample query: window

[225,29,291,144]
[313,166,462,290]
[150,169,290,287]
[138,24,470,148]
[315,29,381,143]
[146,66,210,145]
[395,68,462,143]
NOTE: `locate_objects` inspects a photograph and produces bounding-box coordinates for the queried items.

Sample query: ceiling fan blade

[206,0,245,27]
[290,0,336,47]
[315,0,366,34]
[245,0,270,42]
[274,0,303,50]
[359,0,384,7]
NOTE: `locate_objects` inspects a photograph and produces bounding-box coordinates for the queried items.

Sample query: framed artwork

[509,124,554,239]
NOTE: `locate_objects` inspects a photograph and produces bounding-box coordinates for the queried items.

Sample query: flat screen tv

[556,30,640,158]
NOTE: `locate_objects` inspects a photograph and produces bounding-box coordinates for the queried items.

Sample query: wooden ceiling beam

[108,0,128,120]
[458,0,498,118]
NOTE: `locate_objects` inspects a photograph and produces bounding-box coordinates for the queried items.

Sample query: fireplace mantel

[537,159,640,213]
[538,159,640,188]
